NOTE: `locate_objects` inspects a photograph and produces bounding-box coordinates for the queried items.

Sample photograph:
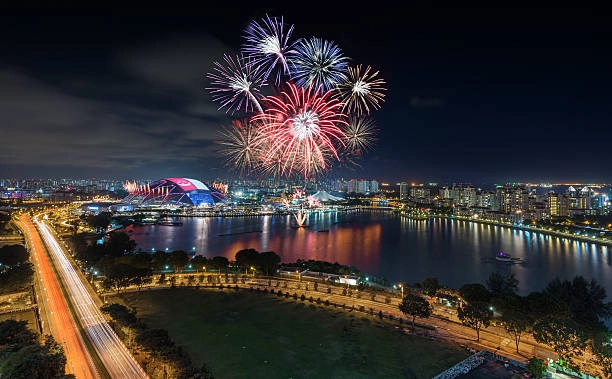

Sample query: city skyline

[1,5,610,183]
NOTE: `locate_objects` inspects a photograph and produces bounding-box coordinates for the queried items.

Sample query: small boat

[495,251,526,263]
[495,251,513,262]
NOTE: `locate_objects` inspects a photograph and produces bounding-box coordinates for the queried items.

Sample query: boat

[495,251,526,263]
[495,251,513,262]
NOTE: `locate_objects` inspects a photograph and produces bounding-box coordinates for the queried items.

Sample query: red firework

[252,82,348,178]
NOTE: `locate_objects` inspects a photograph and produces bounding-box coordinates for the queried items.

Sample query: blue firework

[241,14,297,85]
[289,37,350,93]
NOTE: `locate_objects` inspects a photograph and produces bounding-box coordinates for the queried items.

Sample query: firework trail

[252,82,348,178]
[242,14,298,86]
[337,64,386,116]
[206,53,266,114]
[289,37,350,93]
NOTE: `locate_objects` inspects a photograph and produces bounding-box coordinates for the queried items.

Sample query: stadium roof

[122,177,226,207]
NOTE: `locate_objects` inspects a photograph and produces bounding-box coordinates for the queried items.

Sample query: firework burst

[289,37,350,93]
[206,53,266,114]
[216,119,263,176]
[252,82,348,178]
[205,15,386,180]
[343,115,379,156]
[337,64,387,116]
[241,14,297,85]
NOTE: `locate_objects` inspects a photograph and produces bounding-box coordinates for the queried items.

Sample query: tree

[135,328,174,352]
[486,271,518,298]
[151,250,168,271]
[458,283,491,304]
[398,293,432,329]
[132,267,153,291]
[532,316,587,371]
[0,262,34,295]
[191,255,208,272]
[526,357,547,378]
[104,263,138,292]
[128,251,152,269]
[105,230,137,257]
[168,250,189,272]
[501,307,533,353]
[0,328,72,379]
[421,277,441,296]
[0,319,37,349]
[257,251,281,276]
[0,244,29,267]
[524,290,570,322]
[210,256,229,273]
[101,303,137,326]
[544,276,612,331]
[85,211,111,233]
[235,248,259,273]
[590,331,612,379]
[457,301,493,342]
[41,334,69,377]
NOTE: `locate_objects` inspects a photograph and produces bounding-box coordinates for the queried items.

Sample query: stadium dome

[121,178,227,207]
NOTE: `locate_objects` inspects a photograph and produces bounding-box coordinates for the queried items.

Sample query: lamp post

[398,283,404,298]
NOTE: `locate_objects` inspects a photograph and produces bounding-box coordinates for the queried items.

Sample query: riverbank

[440,215,612,247]
[401,212,612,248]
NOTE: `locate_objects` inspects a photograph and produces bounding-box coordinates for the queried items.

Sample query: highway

[18,214,100,379]
[31,214,148,379]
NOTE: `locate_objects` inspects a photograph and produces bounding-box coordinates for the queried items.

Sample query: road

[18,213,100,379]
[29,213,148,379]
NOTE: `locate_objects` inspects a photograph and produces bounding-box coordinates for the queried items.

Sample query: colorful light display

[206,14,386,179]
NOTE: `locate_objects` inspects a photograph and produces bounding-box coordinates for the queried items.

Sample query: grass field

[117,288,469,379]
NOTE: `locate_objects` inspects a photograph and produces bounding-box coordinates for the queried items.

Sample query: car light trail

[34,215,148,379]
[18,214,100,379]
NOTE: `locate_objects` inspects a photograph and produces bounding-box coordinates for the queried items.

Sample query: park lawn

[117,288,469,379]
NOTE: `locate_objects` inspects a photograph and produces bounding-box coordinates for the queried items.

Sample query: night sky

[1,4,610,184]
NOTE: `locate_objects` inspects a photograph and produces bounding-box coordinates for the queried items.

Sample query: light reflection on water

[125,211,611,301]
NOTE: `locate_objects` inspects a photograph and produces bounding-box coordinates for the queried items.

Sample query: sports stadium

[118,177,227,210]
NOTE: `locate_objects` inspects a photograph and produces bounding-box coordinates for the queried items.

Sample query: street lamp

[398,283,404,298]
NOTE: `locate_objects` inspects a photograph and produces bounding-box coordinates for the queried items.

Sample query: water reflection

[126,212,611,302]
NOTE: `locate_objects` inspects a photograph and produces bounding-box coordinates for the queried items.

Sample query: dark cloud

[1,6,611,183]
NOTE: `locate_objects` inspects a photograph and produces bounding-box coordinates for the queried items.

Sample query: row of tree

[396,273,612,378]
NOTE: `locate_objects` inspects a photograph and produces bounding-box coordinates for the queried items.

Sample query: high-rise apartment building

[399,182,408,200]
